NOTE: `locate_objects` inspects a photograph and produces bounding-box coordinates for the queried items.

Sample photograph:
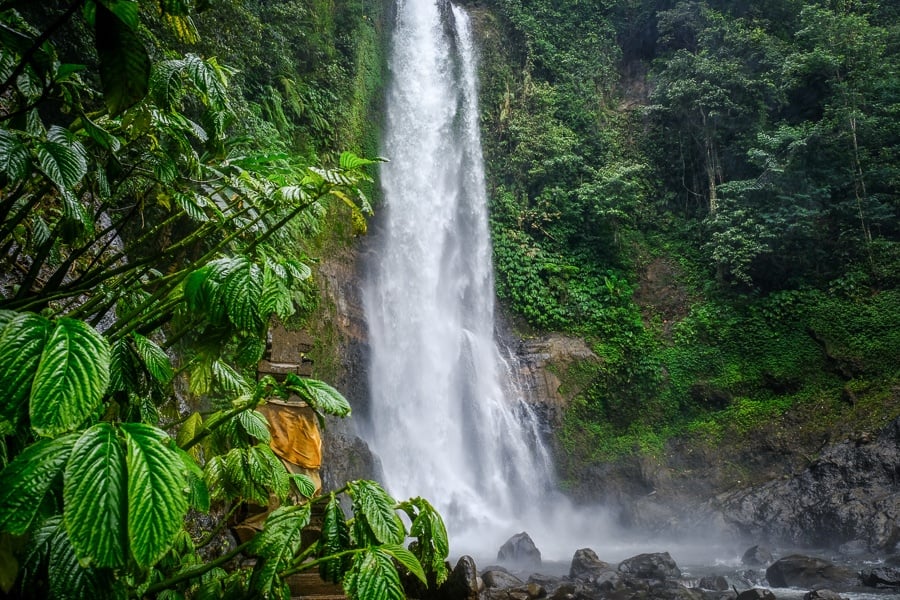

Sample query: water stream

[362,0,558,557]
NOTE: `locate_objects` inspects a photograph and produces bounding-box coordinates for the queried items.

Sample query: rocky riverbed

[419,533,900,600]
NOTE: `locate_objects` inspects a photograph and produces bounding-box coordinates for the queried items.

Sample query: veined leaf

[290,473,316,499]
[63,423,127,568]
[317,494,351,583]
[97,0,140,29]
[338,151,377,171]
[37,127,88,190]
[45,516,113,599]
[176,447,209,512]
[347,480,404,546]
[381,544,426,586]
[261,266,295,321]
[211,360,250,394]
[237,409,270,443]
[0,434,78,535]
[284,376,351,418]
[399,497,449,585]
[0,129,30,184]
[96,2,150,115]
[109,337,139,394]
[163,13,199,44]
[133,333,174,384]
[121,423,188,568]
[30,318,111,437]
[249,505,310,598]
[343,548,405,600]
[175,412,203,451]
[223,257,263,331]
[0,312,50,433]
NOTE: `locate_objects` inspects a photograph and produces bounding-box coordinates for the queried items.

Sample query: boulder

[859,566,900,587]
[618,552,681,580]
[483,569,524,589]
[741,545,773,567]
[436,555,481,600]
[697,576,729,591]
[765,555,857,589]
[569,548,614,581]
[498,532,542,569]
[736,590,775,600]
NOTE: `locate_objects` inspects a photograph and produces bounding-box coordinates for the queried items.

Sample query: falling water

[363,0,558,557]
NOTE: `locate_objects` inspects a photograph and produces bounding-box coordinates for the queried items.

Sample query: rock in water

[497,532,542,569]
[569,548,614,581]
[804,591,845,600]
[737,589,776,600]
[436,555,481,600]
[860,566,900,587]
[741,545,774,567]
[618,552,681,580]
[765,555,857,588]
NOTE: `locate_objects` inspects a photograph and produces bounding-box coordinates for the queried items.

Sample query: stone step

[287,572,346,600]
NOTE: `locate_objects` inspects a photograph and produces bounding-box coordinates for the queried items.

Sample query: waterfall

[362,0,558,558]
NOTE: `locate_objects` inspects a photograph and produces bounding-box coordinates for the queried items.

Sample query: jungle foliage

[477,0,900,466]
[0,1,447,599]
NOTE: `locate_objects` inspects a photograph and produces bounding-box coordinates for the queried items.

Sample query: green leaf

[284,376,351,418]
[121,423,189,568]
[338,151,377,171]
[30,318,111,437]
[343,548,405,600]
[96,2,151,115]
[175,412,203,452]
[133,333,174,384]
[317,494,351,584]
[237,409,270,443]
[97,0,140,29]
[347,480,404,546]
[63,423,127,568]
[109,337,139,394]
[176,447,209,512]
[249,505,311,598]
[212,360,250,394]
[261,266,295,321]
[0,312,50,433]
[290,474,316,499]
[36,126,88,190]
[0,129,30,184]
[45,516,113,599]
[381,544,427,585]
[402,497,449,585]
[223,258,263,331]
[0,434,78,535]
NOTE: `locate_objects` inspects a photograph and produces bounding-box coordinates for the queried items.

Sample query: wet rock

[859,566,900,587]
[569,547,614,581]
[436,555,481,600]
[498,532,542,569]
[735,589,775,600]
[803,590,844,600]
[765,555,857,589]
[618,552,681,580]
[483,568,524,589]
[697,576,729,591]
[741,545,773,567]
[720,416,900,551]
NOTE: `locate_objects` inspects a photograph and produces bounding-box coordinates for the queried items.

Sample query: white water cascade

[363,0,560,558]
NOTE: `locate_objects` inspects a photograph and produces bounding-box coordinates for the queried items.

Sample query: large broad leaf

[284,376,351,418]
[223,257,263,331]
[402,498,449,585]
[120,423,188,568]
[381,544,427,586]
[317,494,351,583]
[30,318,111,437]
[36,126,88,190]
[249,504,311,598]
[237,409,270,443]
[342,548,406,600]
[347,480,404,546]
[45,516,114,600]
[0,313,50,434]
[133,333,174,384]
[95,2,150,115]
[63,423,127,568]
[260,265,295,321]
[0,435,78,535]
[176,447,209,512]
[0,129,30,184]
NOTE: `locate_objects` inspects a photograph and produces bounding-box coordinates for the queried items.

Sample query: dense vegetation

[475,0,900,472]
[0,1,449,599]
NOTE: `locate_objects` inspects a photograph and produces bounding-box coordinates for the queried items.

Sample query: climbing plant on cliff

[0,2,447,599]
